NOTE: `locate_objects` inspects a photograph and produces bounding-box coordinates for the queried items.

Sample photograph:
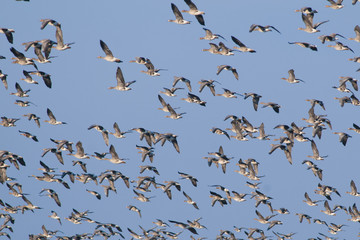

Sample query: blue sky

[1,0,360,239]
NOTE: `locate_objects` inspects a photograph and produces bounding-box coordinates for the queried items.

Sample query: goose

[303,192,323,206]
[321,200,338,216]
[140,58,164,76]
[231,36,256,53]
[200,28,225,40]
[49,211,62,225]
[346,180,360,196]
[10,82,30,97]
[139,165,159,175]
[39,189,61,207]
[127,206,141,218]
[218,42,235,56]
[102,145,127,164]
[129,56,147,64]
[260,102,281,113]
[72,160,87,172]
[160,87,184,97]
[67,141,89,159]
[334,96,351,107]
[10,47,38,69]
[333,132,351,146]
[40,19,61,30]
[183,191,199,209]
[325,0,344,9]
[0,28,15,44]
[109,122,131,138]
[216,88,242,98]
[327,41,354,53]
[349,25,360,42]
[198,79,218,96]
[281,69,304,83]
[182,0,205,25]
[217,65,238,80]
[318,33,345,44]
[181,92,206,106]
[109,66,135,91]
[155,133,180,153]
[44,108,66,125]
[298,13,328,33]
[307,139,327,160]
[178,172,198,187]
[294,7,318,14]
[244,93,262,111]
[288,41,317,51]
[168,3,190,25]
[202,42,220,54]
[348,123,360,134]
[165,104,186,119]
[88,124,109,146]
[23,113,40,128]
[173,76,192,91]
[98,40,122,63]
[14,100,35,107]
[21,70,38,84]
[0,70,8,90]
[18,130,38,142]
[249,24,281,34]
[28,71,52,88]
[54,26,74,50]
[210,127,230,140]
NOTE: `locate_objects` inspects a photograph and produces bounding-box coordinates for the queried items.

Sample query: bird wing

[100,40,114,57]
[171,3,184,21]
[116,67,125,87]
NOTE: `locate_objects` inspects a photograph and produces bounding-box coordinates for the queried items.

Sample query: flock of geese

[1,0,360,239]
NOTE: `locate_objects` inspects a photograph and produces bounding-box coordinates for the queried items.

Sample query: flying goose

[98,40,122,63]
[182,0,205,25]
[67,141,89,159]
[18,130,38,142]
[44,108,67,125]
[346,180,360,196]
[217,65,238,80]
[231,36,256,53]
[109,122,131,138]
[198,79,218,96]
[281,69,304,83]
[333,132,351,146]
[15,100,34,107]
[109,67,135,91]
[10,47,38,69]
[181,92,206,106]
[298,13,328,33]
[349,25,360,42]
[249,24,281,34]
[88,124,109,146]
[54,25,74,50]
[160,87,184,97]
[183,191,199,209]
[244,93,262,111]
[10,82,30,97]
[169,3,190,25]
[327,41,354,53]
[26,71,51,88]
[325,0,344,9]
[40,19,61,30]
[173,76,192,92]
[318,33,345,44]
[0,28,15,44]
[288,41,317,51]
[39,189,61,207]
[260,102,281,113]
[0,70,8,89]
[23,113,40,128]
[21,70,38,84]
[200,28,225,40]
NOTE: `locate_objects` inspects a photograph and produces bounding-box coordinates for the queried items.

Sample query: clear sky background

[1,0,359,239]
